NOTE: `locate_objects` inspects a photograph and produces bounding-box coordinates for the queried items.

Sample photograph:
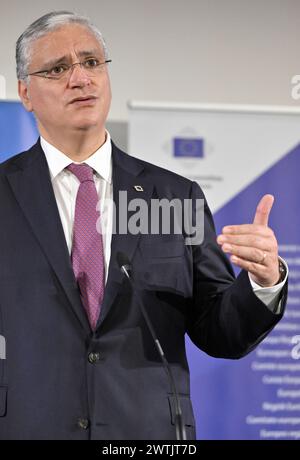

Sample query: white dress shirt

[41,133,287,311]
[41,133,113,283]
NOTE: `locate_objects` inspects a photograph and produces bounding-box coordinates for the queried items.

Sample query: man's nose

[68,62,91,87]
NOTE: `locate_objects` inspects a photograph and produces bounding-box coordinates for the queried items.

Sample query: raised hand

[217,194,280,287]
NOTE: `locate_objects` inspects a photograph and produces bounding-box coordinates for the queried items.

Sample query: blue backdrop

[0,101,38,162]
[187,142,300,440]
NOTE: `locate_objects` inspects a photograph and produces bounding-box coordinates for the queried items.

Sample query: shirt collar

[40,131,112,184]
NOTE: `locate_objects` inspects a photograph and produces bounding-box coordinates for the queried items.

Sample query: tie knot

[67,163,94,183]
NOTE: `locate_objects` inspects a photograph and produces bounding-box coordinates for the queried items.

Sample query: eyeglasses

[25,58,112,80]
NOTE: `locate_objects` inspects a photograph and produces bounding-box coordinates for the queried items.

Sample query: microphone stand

[118,255,187,441]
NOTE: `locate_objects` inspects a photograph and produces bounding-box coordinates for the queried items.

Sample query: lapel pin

[134,185,144,192]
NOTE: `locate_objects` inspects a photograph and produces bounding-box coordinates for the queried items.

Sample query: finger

[221,224,273,236]
[253,194,274,226]
[217,234,274,250]
[230,255,269,278]
[221,243,268,263]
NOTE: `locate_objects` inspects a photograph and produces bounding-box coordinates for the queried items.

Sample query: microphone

[116,251,187,441]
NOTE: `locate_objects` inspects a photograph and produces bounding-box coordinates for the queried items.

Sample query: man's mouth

[70,95,98,104]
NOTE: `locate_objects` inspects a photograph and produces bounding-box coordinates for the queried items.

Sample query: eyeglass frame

[24,58,112,80]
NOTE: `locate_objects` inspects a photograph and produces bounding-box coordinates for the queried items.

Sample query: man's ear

[18,80,33,112]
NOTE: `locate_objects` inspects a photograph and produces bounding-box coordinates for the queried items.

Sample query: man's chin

[72,120,102,131]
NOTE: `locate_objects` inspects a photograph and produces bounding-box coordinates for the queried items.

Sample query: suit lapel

[6,140,153,334]
[6,141,91,337]
[96,143,154,327]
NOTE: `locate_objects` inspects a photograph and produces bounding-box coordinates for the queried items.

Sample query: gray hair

[16,10,109,81]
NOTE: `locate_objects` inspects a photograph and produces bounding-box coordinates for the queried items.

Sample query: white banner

[128,101,300,213]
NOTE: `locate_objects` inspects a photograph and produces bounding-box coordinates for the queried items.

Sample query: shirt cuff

[248,257,288,314]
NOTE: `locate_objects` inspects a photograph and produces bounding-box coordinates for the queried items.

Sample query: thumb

[253,194,274,226]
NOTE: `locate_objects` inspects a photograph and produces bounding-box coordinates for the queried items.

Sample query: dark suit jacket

[0,140,286,440]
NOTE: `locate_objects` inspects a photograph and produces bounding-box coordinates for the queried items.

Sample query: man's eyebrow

[42,50,103,68]
[77,49,103,58]
[41,55,69,69]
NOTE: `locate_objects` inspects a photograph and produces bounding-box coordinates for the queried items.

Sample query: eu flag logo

[174,138,204,158]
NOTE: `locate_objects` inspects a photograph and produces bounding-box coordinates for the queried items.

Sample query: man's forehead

[30,25,104,62]
[42,49,104,67]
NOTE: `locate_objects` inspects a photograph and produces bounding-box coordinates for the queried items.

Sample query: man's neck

[39,127,107,162]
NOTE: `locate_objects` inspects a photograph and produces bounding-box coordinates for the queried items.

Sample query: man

[0,11,287,440]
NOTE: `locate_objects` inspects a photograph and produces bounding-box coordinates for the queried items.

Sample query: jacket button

[88,352,100,364]
[77,418,89,430]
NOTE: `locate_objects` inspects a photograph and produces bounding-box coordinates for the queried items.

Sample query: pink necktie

[67,163,105,330]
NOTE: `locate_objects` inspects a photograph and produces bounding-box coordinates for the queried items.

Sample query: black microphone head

[116,251,130,270]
